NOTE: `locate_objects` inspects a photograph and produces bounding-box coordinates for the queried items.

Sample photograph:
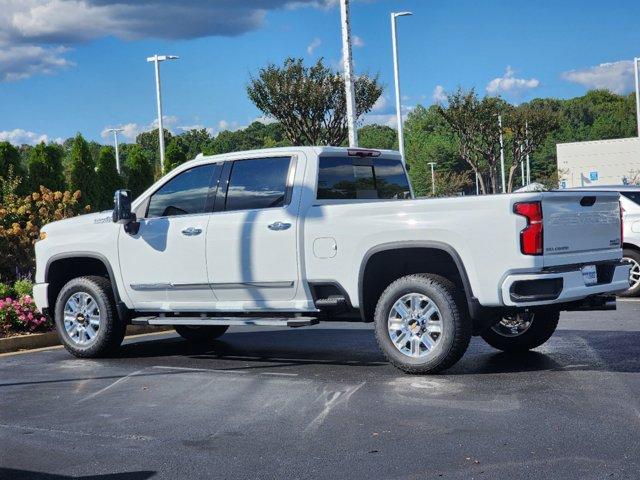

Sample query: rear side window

[317,157,411,200]
[147,164,216,218]
[225,157,291,211]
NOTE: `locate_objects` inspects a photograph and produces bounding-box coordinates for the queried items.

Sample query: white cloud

[352,35,365,48]
[0,44,73,81]
[432,85,447,104]
[371,95,389,112]
[561,60,635,94]
[254,115,278,125]
[0,128,60,145]
[363,105,414,128]
[100,115,180,141]
[177,124,214,135]
[0,0,341,81]
[486,66,540,96]
[307,37,322,55]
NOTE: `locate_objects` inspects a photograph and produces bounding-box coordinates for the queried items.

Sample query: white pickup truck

[33,147,630,373]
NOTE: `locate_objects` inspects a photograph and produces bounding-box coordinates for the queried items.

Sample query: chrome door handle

[181,227,202,236]
[268,221,291,231]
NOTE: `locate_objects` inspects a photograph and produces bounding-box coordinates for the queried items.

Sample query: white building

[557,137,640,188]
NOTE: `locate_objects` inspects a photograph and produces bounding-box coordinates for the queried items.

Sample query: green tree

[136,128,172,172]
[27,142,66,192]
[95,146,124,210]
[358,125,397,150]
[126,146,154,198]
[178,129,214,159]
[247,57,383,146]
[164,139,187,174]
[0,142,28,195]
[68,134,98,208]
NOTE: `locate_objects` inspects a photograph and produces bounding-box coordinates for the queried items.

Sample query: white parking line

[153,365,248,374]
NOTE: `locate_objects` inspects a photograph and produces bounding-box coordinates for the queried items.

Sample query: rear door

[206,156,300,305]
[542,191,621,266]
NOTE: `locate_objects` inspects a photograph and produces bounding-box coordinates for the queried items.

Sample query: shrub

[0,283,12,299]
[13,279,33,297]
[0,185,90,280]
[0,295,51,337]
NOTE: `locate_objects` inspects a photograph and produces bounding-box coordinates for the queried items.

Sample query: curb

[0,325,173,354]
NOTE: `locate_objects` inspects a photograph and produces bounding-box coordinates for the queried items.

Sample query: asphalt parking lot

[1,301,640,480]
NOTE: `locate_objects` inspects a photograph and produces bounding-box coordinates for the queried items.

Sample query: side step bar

[135,316,319,328]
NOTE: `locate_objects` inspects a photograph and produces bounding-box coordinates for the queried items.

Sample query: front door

[118,163,219,311]
[206,156,299,307]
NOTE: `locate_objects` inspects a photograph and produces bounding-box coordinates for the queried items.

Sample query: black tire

[374,274,471,374]
[619,248,640,298]
[175,325,229,343]
[55,276,126,358]
[481,309,559,353]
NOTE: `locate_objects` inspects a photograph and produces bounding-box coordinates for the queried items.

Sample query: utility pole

[498,114,506,193]
[147,54,179,172]
[339,0,358,147]
[428,162,437,195]
[635,57,640,137]
[391,11,412,161]
[520,143,525,187]
[106,128,124,174]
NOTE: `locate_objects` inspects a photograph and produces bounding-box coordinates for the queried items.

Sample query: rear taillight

[514,201,543,255]
[620,201,624,245]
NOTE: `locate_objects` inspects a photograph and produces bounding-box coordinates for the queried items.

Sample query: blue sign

[560,180,567,189]
[589,171,599,181]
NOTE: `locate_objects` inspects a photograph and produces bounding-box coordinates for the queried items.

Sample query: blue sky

[1,0,639,145]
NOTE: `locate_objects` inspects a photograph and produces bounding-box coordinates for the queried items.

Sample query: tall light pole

[339,0,358,147]
[634,57,640,137]
[146,54,179,172]
[428,162,437,195]
[525,121,531,185]
[391,11,412,161]
[498,114,506,193]
[106,128,124,174]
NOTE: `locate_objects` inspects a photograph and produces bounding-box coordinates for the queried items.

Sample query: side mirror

[112,189,133,224]
[112,189,140,234]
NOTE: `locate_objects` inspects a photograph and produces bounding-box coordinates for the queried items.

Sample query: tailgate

[542,192,621,264]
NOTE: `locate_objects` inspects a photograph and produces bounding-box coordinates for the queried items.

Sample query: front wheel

[374,274,471,374]
[481,310,559,353]
[55,276,126,358]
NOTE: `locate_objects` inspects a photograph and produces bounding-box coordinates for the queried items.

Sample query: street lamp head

[393,11,413,18]
[147,54,179,63]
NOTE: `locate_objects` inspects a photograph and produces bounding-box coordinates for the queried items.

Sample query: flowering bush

[0,183,90,280]
[0,295,52,337]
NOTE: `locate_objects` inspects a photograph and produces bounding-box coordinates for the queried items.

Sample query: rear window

[621,191,640,206]
[317,157,411,200]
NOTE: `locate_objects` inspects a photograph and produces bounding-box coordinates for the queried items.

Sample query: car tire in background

[374,273,472,374]
[481,309,559,353]
[619,248,640,298]
[175,325,229,343]
[54,276,126,358]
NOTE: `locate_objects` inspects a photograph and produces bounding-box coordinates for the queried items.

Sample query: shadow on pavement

[0,469,156,480]
[112,327,640,375]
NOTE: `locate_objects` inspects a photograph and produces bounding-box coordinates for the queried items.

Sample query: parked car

[33,147,630,373]
[571,186,640,297]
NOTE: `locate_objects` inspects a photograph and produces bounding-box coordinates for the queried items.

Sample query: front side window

[147,164,215,218]
[317,157,411,200]
[225,157,291,211]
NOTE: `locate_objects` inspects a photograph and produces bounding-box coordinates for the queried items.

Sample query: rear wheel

[175,325,229,343]
[620,248,640,297]
[481,310,559,353]
[374,274,471,374]
[55,276,125,358]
